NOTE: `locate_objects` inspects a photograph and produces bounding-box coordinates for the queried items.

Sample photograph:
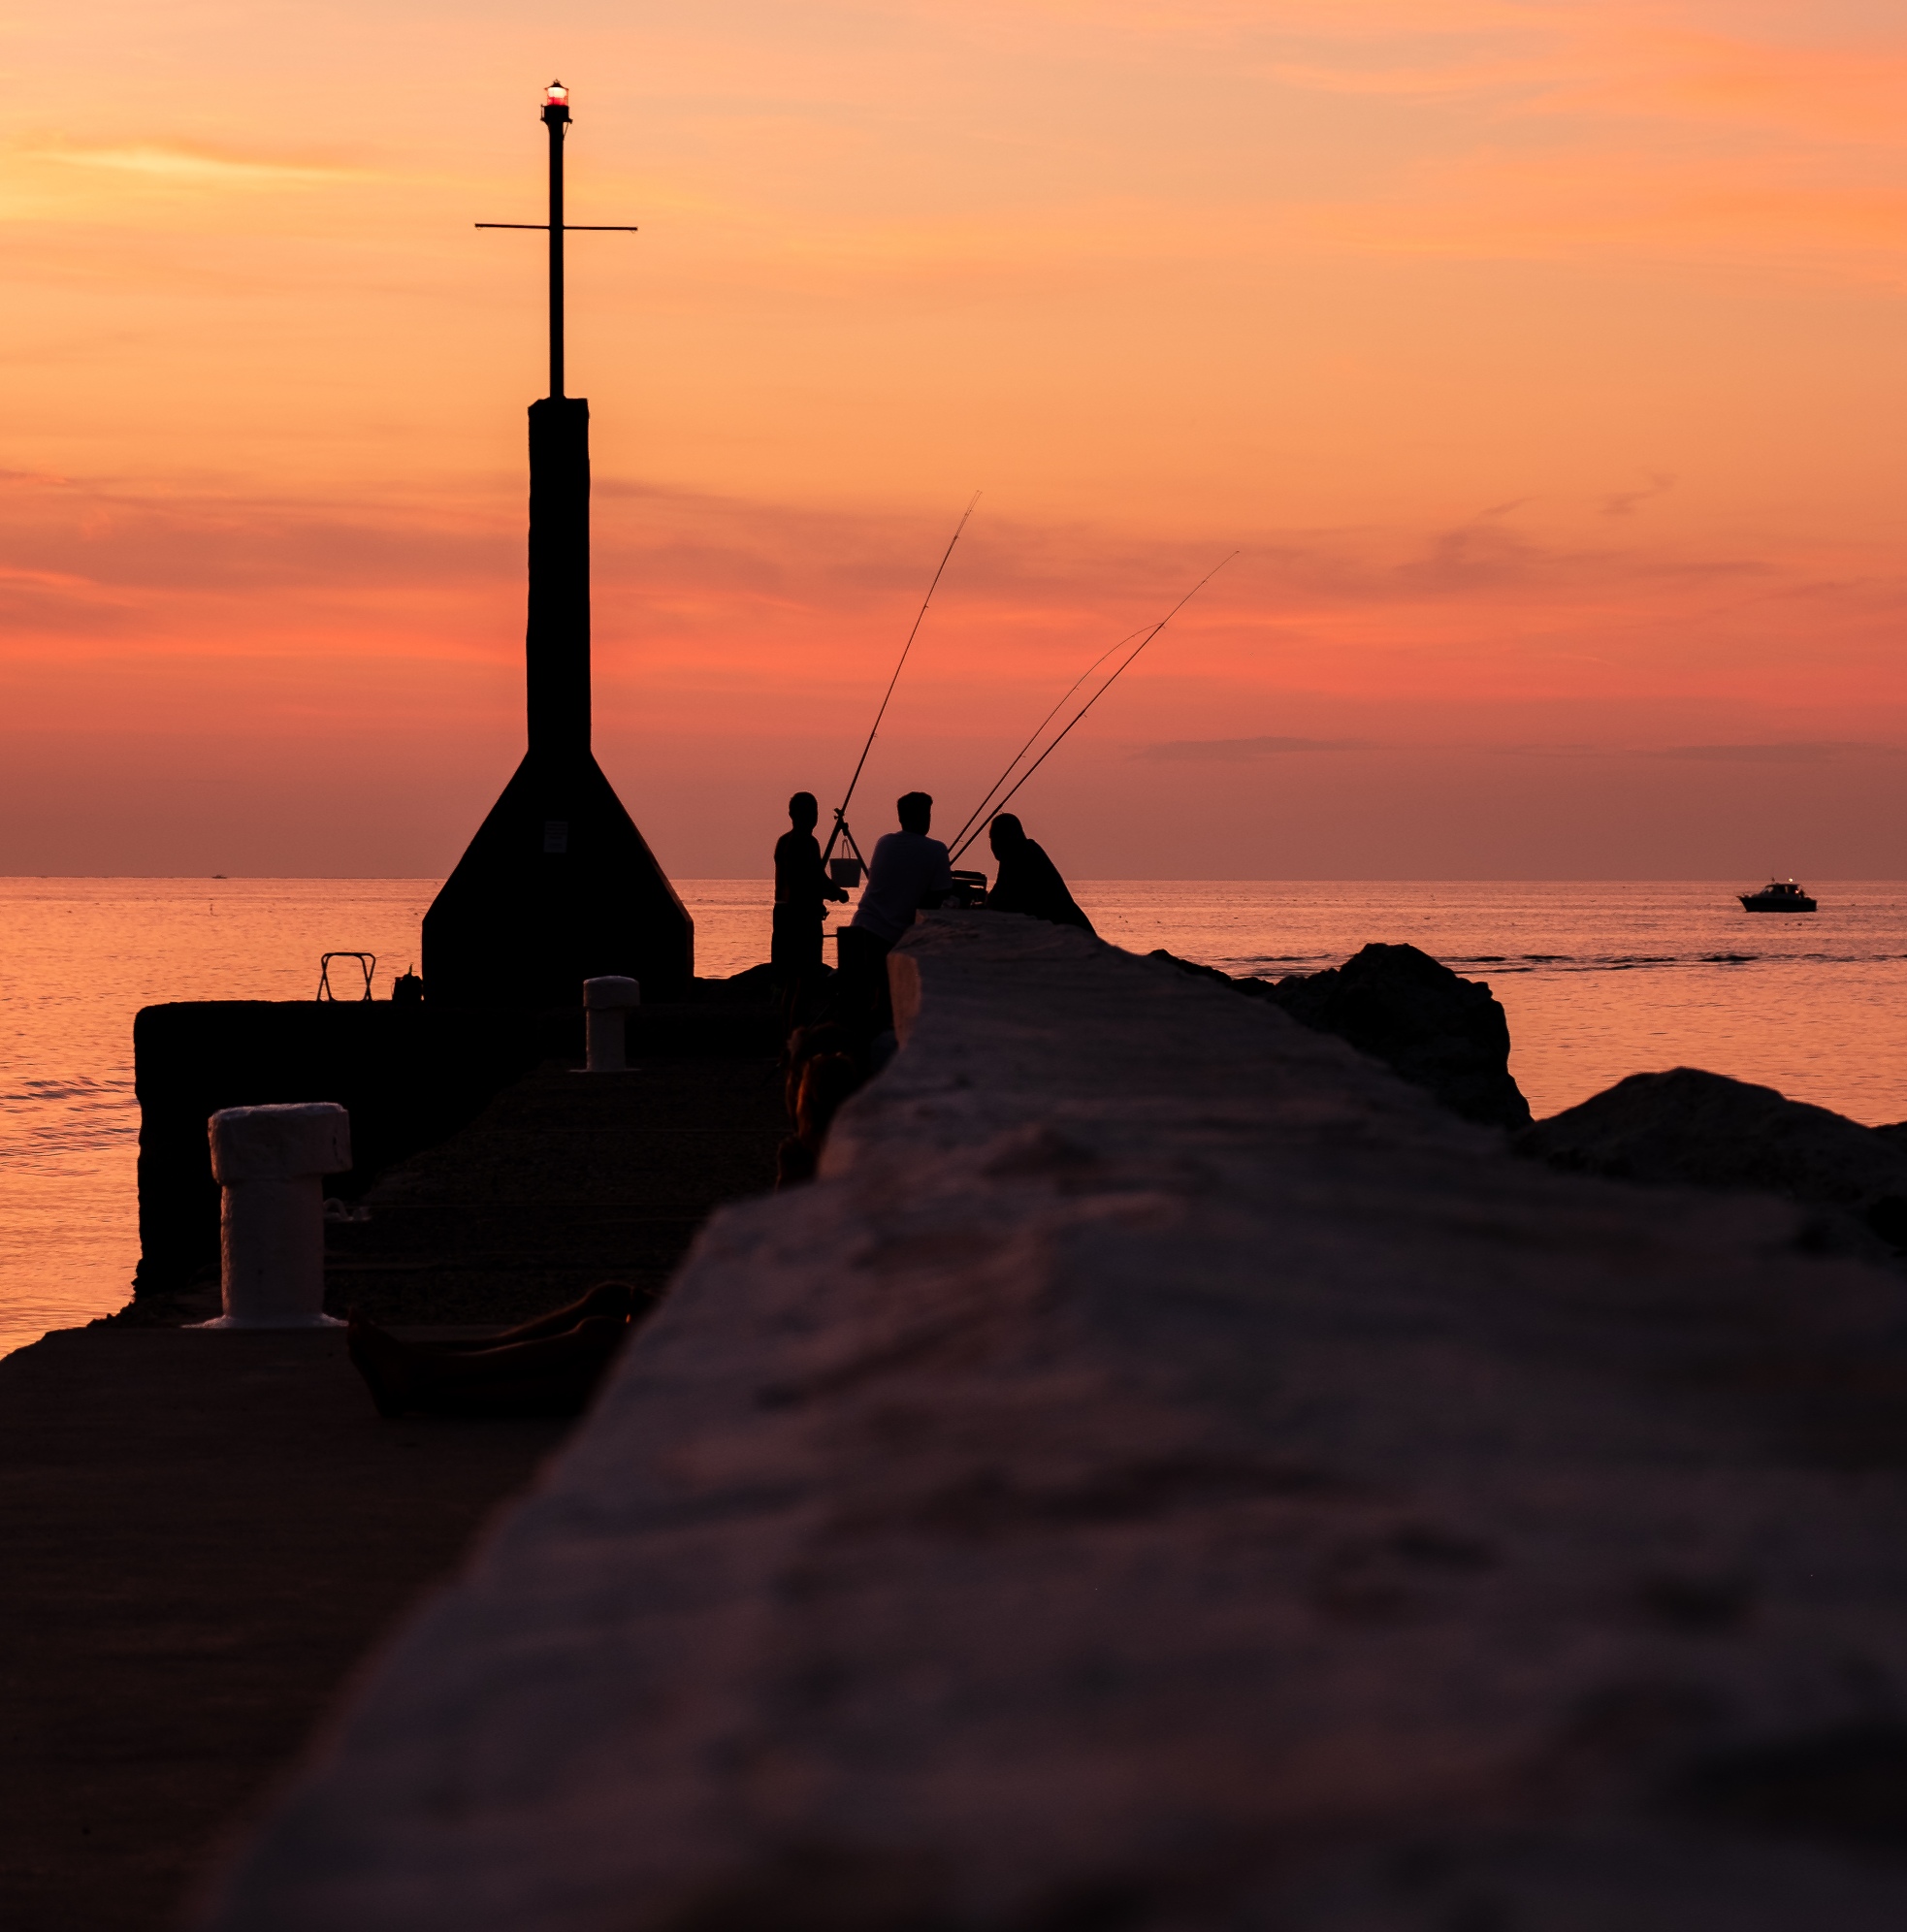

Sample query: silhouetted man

[853,790,953,948]
[985,813,1095,935]
[837,790,952,1024]
[772,790,848,982]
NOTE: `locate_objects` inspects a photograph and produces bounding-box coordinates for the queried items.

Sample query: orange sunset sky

[4,0,1906,879]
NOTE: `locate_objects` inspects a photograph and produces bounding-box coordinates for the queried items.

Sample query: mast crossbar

[472,82,638,400]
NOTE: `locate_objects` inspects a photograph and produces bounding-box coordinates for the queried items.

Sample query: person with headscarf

[985,814,1095,935]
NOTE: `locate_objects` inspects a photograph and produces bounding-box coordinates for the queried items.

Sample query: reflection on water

[3,877,1903,1357]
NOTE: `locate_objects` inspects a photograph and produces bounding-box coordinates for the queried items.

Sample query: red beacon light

[542,79,570,125]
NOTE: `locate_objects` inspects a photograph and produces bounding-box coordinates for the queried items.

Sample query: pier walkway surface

[0,1048,784,1931]
[200,915,1907,1930]
[0,1332,566,1932]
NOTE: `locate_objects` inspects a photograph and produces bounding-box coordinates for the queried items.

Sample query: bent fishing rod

[941,621,1151,860]
[824,493,981,868]
[948,552,1237,863]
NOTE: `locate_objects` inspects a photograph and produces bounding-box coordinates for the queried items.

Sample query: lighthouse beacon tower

[423,82,694,1007]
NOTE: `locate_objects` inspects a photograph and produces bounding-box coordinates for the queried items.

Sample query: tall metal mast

[476,81,639,403]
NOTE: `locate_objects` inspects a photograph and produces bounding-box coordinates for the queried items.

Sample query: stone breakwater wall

[202,915,1907,1930]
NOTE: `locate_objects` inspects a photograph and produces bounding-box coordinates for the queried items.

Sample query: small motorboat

[1739,879,1817,913]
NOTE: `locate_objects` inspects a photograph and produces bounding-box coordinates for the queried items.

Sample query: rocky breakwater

[1521,1066,1907,1270]
[1153,940,1532,1129]
[201,915,1907,1931]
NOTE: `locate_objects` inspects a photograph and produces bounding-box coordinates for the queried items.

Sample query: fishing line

[942,622,1151,860]
[949,551,1237,863]
[824,492,981,863]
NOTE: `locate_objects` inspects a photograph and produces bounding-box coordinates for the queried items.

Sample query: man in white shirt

[851,791,954,946]
[835,792,953,1027]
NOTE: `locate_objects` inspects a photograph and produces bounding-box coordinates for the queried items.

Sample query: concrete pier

[199,915,1907,1928]
[1,1032,787,1929]
[0,1330,566,1932]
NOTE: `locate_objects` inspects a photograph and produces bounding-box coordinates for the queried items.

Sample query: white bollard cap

[209,1103,351,1184]
[583,976,641,1011]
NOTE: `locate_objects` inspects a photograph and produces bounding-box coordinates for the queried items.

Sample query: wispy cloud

[1131,738,1907,767]
[27,144,363,187]
[1137,736,1378,761]
[1638,742,1907,763]
[1601,472,1675,519]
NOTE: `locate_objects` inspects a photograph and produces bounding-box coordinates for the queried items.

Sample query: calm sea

[4,877,1904,1358]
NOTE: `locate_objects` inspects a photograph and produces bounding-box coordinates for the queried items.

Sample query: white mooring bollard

[194,1102,351,1329]
[583,976,641,1073]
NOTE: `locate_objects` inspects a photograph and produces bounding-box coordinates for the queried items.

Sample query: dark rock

[1263,942,1530,1130]
[1146,949,1239,992]
[1149,943,1530,1130]
[1520,1069,1907,1259]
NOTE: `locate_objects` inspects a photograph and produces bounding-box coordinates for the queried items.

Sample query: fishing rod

[824,492,981,870]
[949,552,1237,863]
[941,622,1152,861]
